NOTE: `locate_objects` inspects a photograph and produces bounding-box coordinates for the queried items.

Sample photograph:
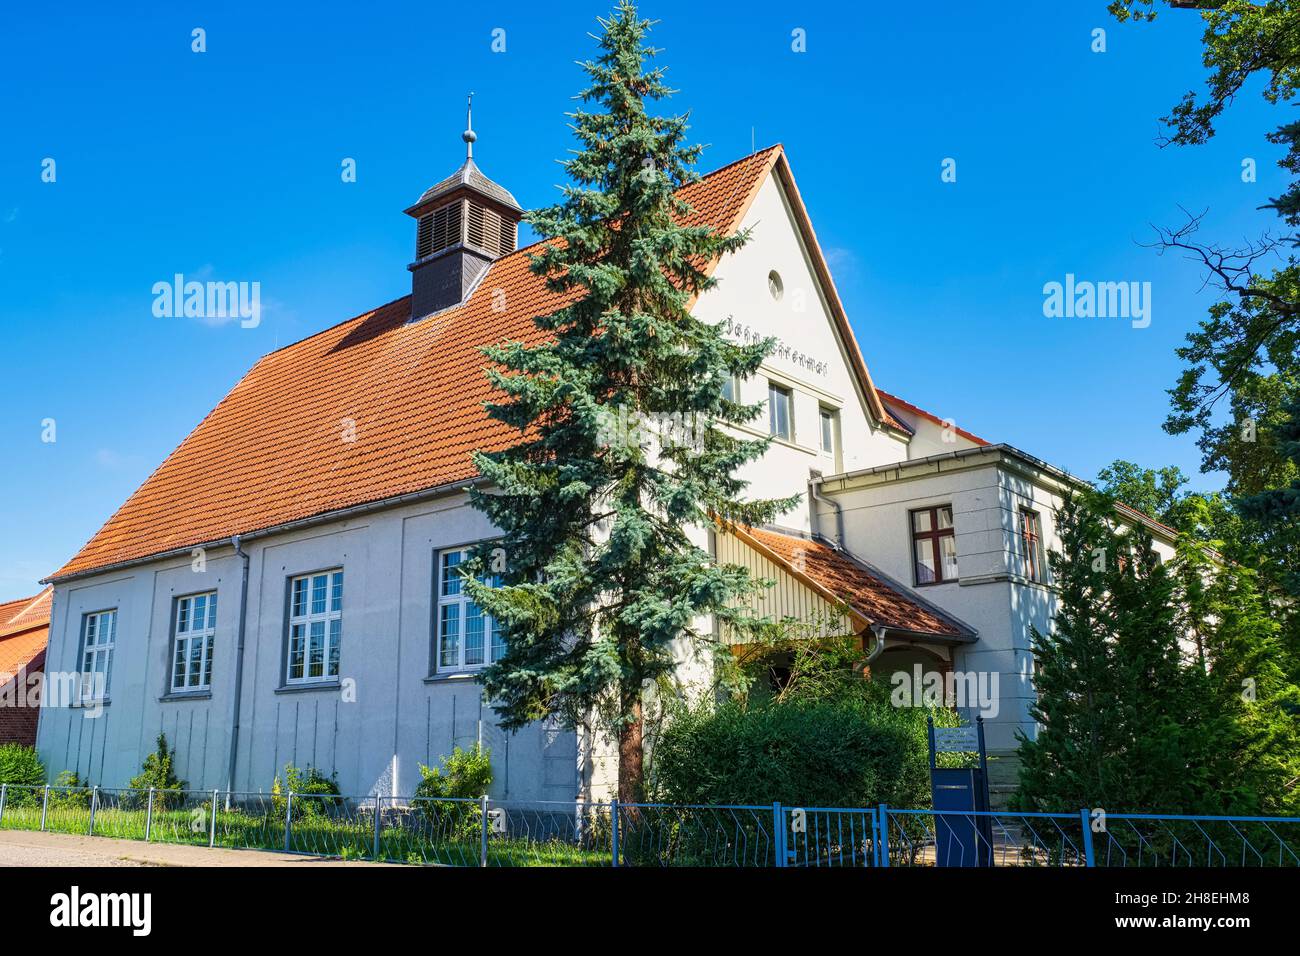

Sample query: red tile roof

[0,632,45,688]
[734,526,971,640]
[52,147,901,580]
[875,389,991,447]
[0,588,52,639]
[0,588,51,747]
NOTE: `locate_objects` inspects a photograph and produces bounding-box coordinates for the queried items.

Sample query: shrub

[127,734,188,808]
[272,764,342,820]
[48,770,91,809]
[653,632,955,810]
[0,743,45,788]
[651,689,934,810]
[413,744,492,838]
[0,744,46,807]
[415,744,492,801]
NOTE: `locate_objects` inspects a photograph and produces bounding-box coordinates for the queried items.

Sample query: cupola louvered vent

[466,201,517,258]
[406,98,522,320]
[415,202,463,261]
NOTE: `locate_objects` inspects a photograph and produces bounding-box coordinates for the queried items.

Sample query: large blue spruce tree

[465,2,797,801]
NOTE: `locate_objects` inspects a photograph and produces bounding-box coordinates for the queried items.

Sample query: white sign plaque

[934,725,979,753]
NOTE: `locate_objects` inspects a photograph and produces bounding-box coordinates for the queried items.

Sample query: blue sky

[0,2,1286,599]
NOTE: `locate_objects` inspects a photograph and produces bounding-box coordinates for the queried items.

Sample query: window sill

[1008,573,1055,592]
[275,681,341,695]
[159,691,212,702]
[767,434,816,454]
[424,671,483,684]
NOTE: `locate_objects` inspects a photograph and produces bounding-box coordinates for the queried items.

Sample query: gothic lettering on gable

[724,317,829,377]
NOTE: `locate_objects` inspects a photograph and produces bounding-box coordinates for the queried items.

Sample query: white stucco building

[35,137,1177,806]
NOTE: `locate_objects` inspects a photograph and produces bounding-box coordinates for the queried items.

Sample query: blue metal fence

[0,782,1296,867]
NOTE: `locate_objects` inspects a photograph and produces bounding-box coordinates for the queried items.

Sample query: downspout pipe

[808,474,845,550]
[225,535,251,797]
[865,625,889,665]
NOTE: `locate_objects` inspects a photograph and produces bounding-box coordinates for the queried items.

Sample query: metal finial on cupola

[463,92,477,160]
[404,91,520,321]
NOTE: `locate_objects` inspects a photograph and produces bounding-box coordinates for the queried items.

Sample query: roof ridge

[255,147,786,364]
[256,292,413,361]
[694,143,783,180]
[874,388,992,447]
[51,146,787,582]
[0,587,52,636]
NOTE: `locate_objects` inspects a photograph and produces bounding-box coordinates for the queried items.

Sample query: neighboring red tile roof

[0,588,51,747]
[52,147,901,580]
[0,587,52,639]
[0,597,32,630]
[735,526,971,640]
[875,389,991,447]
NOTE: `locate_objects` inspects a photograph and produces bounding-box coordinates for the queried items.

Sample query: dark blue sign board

[927,716,993,867]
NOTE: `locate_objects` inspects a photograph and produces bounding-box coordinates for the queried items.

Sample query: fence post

[88,786,99,835]
[0,783,6,827]
[284,790,294,852]
[610,799,620,867]
[773,802,785,868]
[373,795,383,862]
[209,789,218,848]
[479,795,490,867]
[877,804,890,867]
[1080,809,1095,868]
[40,785,49,831]
[145,787,155,841]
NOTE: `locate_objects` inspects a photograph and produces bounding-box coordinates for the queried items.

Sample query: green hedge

[0,744,45,788]
[652,686,937,809]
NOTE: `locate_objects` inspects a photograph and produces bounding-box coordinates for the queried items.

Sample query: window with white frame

[172,592,217,692]
[768,382,792,441]
[436,548,504,673]
[81,609,116,698]
[287,570,343,684]
[819,407,836,454]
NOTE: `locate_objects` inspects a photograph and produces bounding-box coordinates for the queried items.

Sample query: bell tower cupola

[405,94,522,320]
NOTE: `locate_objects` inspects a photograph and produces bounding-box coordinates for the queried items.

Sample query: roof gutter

[818,443,1182,545]
[224,534,251,797]
[43,477,486,586]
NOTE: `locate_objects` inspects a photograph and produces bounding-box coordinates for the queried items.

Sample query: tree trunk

[617,694,644,805]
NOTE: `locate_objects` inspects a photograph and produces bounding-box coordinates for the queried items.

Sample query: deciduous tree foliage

[465,2,795,802]
[1108,0,1300,660]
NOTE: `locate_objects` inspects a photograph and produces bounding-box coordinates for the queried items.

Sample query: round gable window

[767,270,784,301]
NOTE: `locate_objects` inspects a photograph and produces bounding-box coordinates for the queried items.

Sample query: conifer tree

[1016,492,1212,812]
[1018,490,1300,814]
[1174,528,1300,815]
[1015,492,1128,810]
[464,2,796,802]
